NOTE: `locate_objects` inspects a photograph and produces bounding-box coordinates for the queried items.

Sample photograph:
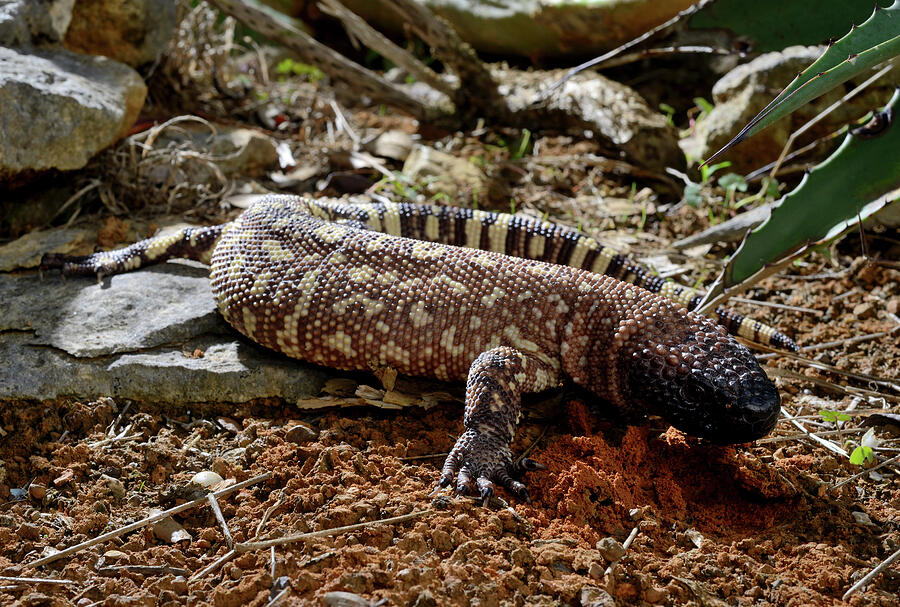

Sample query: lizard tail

[41,224,227,278]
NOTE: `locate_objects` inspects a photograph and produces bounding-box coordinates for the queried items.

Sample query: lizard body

[43,196,783,500]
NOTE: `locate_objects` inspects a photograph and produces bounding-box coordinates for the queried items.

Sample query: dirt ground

[2,158,899,606]
[3,11,900,605]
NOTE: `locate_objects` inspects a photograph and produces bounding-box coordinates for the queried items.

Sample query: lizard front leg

[440,346,559,502]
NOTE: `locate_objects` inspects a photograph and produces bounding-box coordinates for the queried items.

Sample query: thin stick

[27,472,271,568]
[622,525,640,550]
[770,351,900,392]
[764,366,900,404]
[729,296,822,315]
[317,0,452,97]
[780,408,848,459]
[842,544,900,601]
[206,0,432,120]
[0,576,78,585]
[191,491,286,582]
[235,510,430,553]
[757,427,867,444]
[516,424,550,464]
[189,549,236,582]
[758,330,894,360]
[208,494,234,550]
[604,526,640,577]
[831,454,900,491]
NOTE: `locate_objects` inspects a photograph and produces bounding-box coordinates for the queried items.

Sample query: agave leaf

[689,0,883,53]
[705,0,900,165]
[699,89,900,313]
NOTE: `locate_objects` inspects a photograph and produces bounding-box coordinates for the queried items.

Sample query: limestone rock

[687,46,897,172]
[500,67,683,172]
[0,265,326,404]
[338,0,695,58]
[402,145,491,200]
[0,47,146,179]
[0,0,74,46]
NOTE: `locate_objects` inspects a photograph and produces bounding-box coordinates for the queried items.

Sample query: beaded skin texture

[42,195,783,501]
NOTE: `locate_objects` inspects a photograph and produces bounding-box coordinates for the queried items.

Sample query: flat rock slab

[1,264,326,404]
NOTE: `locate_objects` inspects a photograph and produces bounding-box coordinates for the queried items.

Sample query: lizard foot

[438,429,544,503]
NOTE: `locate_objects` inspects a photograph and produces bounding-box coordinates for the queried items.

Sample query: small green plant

[849,444,876,466]
[659,102,676,126]
[717,172,749,208]
[819,409,851,446]
[274,58,325,83]
[849,428,879,466]
[693,96,715,120]
[683,161,733,208]
[512,129,532,160]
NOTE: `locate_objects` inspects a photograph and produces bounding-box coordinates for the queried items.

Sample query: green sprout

[819,409,851,447]
[849,445,875,466]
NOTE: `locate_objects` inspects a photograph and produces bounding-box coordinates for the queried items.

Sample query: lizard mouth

[664,379,781,444]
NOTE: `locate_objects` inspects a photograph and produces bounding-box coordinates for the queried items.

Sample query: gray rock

[596,536,626,562]
[402,145,491,199]
[500,67,683,172]
[64,0,176,67]
[148,124,280,178]
[340,0,694,58]
[580,586,616,607]
[0,264,221,356]
[0,265,326,404]
[0,226,97,272]
[687,46,897,172]
[0,0,74,46]
[0,46,146,178]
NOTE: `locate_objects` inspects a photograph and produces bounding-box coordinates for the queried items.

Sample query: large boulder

[338,0,696,58]
[0,46,146,181]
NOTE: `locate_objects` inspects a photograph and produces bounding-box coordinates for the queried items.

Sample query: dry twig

[27,472,271,568]
[842,545,900,601]
[235,510,431,552]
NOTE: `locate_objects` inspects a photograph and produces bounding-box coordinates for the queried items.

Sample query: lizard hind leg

[439,347,559,503]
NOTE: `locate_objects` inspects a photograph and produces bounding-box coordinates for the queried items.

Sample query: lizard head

[624,323,781,444]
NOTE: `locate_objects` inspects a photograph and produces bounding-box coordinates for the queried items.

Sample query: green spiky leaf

[689,0,887,53]
[705,0,900,165]
[700,89,900,311]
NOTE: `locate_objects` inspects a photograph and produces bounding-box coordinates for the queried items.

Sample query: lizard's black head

[625,325,780,444]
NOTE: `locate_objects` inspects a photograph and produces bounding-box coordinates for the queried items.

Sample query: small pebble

[172,576,188,595]
[53,469,74,487]
[190,471,224,488]
[28,483,46,501]
[102,475,126,500]
[322,591,369,607]
[596,537,626,562]
[852,301,876,320]
[851,511,874,526]
[285,422,318,445]
[103,550,128,561]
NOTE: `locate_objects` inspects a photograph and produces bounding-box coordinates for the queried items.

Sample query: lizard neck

[559,277,629,409]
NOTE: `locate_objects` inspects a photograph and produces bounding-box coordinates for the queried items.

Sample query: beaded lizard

[42,195,784,501]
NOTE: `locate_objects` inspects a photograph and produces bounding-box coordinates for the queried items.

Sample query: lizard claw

[440,429,542,504]
[517,457,546,472]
